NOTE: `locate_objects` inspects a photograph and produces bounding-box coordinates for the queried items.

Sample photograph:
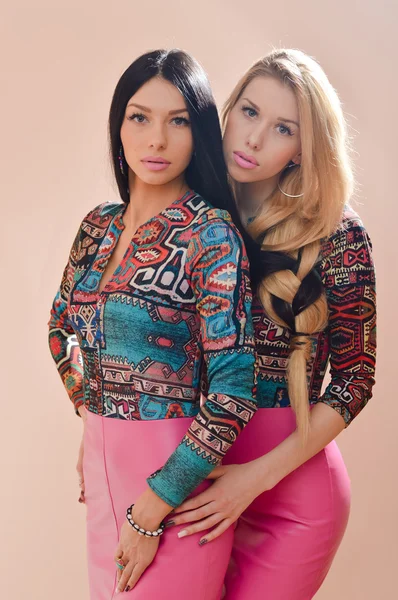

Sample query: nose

[149,122,167,151]
[246,127,264,152]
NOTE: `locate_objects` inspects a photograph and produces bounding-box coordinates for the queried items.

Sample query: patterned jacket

[48,190,258,507]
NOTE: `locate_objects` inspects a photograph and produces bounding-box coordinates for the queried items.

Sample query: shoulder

[75,201,124,237]
[185,195,249,276]
[189,193,243,246]
[82,201,123,224]
[321,205,373,259]
[320,204,375,285]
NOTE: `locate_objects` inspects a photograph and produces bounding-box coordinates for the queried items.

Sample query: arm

[48,228,85,415]
[145,218,258,508]
[315,218,376,425]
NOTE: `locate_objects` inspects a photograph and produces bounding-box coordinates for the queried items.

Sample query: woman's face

[120,77,194,186]
[223,76,302,183]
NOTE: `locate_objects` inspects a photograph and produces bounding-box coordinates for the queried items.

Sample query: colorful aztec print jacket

[48,190,258,506]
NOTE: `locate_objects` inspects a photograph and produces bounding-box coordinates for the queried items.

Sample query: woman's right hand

[76,405,87,504]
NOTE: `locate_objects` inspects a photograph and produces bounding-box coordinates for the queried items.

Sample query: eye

[128,112,147,123]
[241,105,258,118]
[172,116,190,127]
[276,123,293,136]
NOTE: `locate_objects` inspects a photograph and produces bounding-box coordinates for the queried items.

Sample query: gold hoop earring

[278,162,304,198]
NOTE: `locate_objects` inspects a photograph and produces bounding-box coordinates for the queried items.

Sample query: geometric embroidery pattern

[48,190,258,506]
[253,207,376,425]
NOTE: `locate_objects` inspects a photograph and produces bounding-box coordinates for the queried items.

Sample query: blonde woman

[167,49,377,599]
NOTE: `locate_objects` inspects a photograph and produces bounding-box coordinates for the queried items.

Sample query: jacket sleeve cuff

[318,374,374,427]
[146,437,217,508]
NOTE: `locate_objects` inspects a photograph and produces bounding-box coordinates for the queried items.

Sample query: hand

[114,488,172,592]
[77,404,87,422]
[114,518,160,593]
[169,463,266,544]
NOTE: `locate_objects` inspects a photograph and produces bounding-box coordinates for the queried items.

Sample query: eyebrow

[126,102,189,115]
[277,117,300,127]
[242,97,299,127]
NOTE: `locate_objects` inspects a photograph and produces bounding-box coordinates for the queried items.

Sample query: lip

[141,156,171,171]
[233,151,259,169]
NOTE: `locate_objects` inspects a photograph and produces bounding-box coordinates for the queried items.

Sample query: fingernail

[126,587,131,592]
[165,520,175,528]
[199,538,208,546]
[178,529,188,538]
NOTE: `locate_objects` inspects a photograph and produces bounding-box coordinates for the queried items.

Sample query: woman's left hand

[169,463,268,544]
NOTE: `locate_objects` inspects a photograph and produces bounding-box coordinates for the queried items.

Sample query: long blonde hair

[222,49,354,438]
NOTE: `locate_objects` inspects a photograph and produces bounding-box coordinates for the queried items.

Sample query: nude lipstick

[141,156,171,171]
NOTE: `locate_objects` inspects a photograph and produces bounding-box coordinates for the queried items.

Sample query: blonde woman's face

[223,76,302,183]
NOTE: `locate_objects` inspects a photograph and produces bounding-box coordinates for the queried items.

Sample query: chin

[227,161,257,184]
[135,169,178,186]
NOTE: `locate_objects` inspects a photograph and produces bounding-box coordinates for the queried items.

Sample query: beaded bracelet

[126,504,166,538]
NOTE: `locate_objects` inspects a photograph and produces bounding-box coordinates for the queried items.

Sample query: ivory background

[0,1,396,598]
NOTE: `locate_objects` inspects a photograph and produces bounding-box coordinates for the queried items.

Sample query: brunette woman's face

[223,76,302,183]
[120,77,194,186]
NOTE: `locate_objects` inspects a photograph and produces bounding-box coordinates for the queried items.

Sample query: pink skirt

[223,407,351,599]
[83,411,234,599]
[83,407,351,600]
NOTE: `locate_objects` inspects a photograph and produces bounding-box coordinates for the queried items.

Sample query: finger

[116,560,135,592]
[173,490,214,514]
[198,519,232,545]
[78,490,85,504]
[124,563,147,592]
[113,548,124,583]
[177,513,223,538]
[114,544,124,562]
[77,471,84,491]
[167,503,217,527]
[114,553,126,584]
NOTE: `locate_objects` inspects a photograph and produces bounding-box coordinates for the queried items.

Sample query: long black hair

[108,48,261,283]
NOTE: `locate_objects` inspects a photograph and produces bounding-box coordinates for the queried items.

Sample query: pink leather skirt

[223,407,351,599]
[82,410,234,599]
[83,407,351,600]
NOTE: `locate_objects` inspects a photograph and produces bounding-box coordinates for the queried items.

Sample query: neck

[124,171,189,230]
[237,174,279,223]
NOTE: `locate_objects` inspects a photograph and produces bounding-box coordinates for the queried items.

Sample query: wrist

[249,454,283,494]
[131,488,172,531]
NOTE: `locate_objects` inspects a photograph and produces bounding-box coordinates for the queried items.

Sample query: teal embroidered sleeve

[146,218,258,507]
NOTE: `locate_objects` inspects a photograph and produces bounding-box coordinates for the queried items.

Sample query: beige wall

[1,1,396,598]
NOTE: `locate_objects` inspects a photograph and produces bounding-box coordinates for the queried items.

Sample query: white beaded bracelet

[126,504,166,538]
